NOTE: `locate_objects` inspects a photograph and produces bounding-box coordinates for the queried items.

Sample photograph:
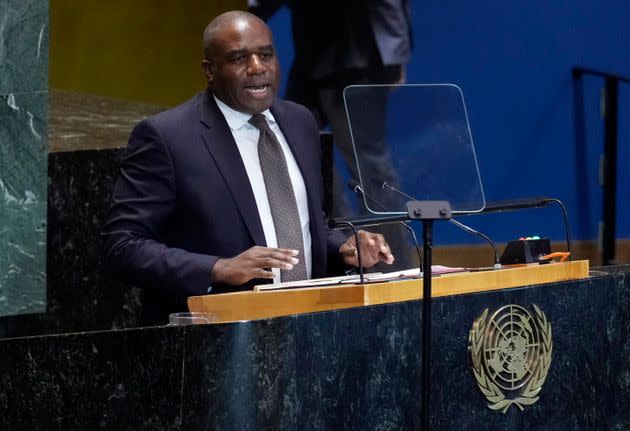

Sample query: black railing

[572,67,630,265]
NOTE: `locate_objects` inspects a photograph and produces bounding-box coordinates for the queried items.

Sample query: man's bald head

[200,10,280,114]
[202,11,269,61]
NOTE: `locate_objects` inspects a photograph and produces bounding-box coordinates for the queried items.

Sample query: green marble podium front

[0,265,628,430]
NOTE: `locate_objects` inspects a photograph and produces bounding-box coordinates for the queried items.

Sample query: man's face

[203,18,280,114]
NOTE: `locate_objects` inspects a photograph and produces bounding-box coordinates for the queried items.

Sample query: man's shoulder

[273,97,306,111]
[139,91,205,132]
[272,98,315,124]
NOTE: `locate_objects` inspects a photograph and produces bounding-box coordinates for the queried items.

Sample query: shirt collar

[213,95,276,131]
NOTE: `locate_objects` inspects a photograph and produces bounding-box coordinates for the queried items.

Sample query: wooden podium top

[187,260,589,324]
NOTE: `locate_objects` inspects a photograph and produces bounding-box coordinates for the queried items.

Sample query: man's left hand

[339,230,395,268]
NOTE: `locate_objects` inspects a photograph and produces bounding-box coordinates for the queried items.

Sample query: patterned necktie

[248,113,308,282]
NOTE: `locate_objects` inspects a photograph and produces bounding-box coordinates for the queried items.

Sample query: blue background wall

[266,0,630,245]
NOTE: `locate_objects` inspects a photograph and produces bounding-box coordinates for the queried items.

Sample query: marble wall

[0,0,48,316]
[0,148,160,339]
[0,95,169,338]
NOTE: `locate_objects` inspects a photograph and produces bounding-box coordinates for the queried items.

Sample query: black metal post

[404,200,451,431]
[602,78,618,265]
[421,219,433,431]
[573,67,629,265]
[572,70,591,241]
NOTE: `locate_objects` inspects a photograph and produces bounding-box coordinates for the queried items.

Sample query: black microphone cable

[542,198,572,260]
[347,179,423,271]
[331,219,365,284]
[481,197,573,260]
[382,182,501,269]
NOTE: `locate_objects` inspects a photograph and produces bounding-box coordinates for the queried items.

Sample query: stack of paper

[255,265,468,291]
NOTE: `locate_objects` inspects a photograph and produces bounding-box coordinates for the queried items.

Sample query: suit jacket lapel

[198,91,266,247]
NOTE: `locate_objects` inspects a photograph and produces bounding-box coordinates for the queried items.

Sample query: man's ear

[201,60,214,83]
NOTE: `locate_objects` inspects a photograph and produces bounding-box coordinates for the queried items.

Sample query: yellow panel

[50,0,246,106]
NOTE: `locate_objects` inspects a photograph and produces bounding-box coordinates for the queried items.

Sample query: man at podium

[102,11,394,306]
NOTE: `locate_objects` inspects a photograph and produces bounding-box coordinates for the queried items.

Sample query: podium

[3,262,630,430]
[188,261,589,322]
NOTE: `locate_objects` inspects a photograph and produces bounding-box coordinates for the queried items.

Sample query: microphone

[347,179,423,269]
[382,182,501,268]
[348,179,362,194]
[479,198,572,259]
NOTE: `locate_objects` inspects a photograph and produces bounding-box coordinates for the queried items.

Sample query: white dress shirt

[214,96,312,283]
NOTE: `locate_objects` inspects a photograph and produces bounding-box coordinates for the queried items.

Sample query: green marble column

[0,0,48,316]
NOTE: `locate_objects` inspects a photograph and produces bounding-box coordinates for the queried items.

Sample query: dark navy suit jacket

[103,90,346,297]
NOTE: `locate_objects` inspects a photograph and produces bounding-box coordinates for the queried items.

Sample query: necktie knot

[248,113,270,132]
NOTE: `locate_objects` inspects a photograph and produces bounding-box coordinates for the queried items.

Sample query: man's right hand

[211,246,299,286]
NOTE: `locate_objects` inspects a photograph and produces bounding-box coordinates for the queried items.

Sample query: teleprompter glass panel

[343,84,485,216]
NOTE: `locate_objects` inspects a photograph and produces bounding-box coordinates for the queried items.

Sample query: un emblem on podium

[468,304,553,413]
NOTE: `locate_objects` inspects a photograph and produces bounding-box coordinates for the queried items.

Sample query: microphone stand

[449,219,501,268]
[383,181,501,268]
[347,180,424,271]
[331,220,365,284]
[405,200,452,431]
[330,190,452,431]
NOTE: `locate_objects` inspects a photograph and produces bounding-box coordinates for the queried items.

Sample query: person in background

[249,0,413,217]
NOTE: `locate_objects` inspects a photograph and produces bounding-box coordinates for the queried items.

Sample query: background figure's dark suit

[251,0,412,81]
[251,0,412,189]
[252,0,415,270]
[103,90,347,314]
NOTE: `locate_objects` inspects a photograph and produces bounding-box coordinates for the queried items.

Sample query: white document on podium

[254,265,467,291]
